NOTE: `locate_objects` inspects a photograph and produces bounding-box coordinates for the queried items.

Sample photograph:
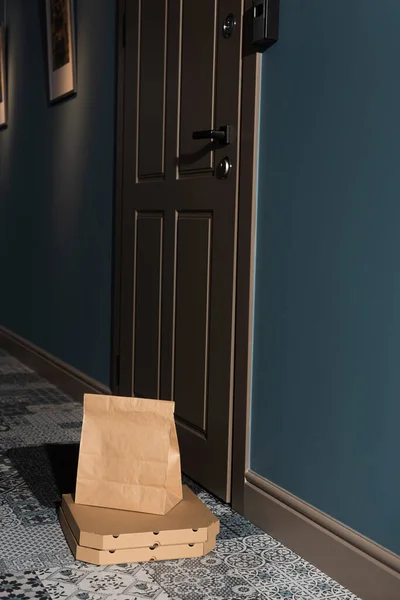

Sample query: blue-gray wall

[0,0,116,385]
[251,0,400,555]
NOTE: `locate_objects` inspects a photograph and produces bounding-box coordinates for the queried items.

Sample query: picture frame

[45,0,76,103]
[0,24,7,128]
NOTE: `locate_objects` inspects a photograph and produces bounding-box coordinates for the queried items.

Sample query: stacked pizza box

[59,485,219,566]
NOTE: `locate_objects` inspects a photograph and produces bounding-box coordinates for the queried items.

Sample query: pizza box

[62,485,219,550]
[59,507,218,566]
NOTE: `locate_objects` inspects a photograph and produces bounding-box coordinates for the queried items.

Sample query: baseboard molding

[244,470,400,600]
[0,326,111,402]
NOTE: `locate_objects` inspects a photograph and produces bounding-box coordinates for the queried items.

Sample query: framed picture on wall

[45,0,76,103]
[0,25,7,128]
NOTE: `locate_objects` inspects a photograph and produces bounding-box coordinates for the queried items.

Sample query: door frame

[111,0,260,513]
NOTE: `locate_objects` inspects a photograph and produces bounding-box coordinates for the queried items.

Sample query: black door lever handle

[192,125,231,145]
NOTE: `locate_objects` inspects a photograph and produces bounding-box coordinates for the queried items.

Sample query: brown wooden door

[119,0,244,501]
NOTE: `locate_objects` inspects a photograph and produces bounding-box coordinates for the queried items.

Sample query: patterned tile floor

[0,348,361,600]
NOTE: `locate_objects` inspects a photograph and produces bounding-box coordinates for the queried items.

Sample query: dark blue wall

[251,0,400,555]
[0,0,116,385]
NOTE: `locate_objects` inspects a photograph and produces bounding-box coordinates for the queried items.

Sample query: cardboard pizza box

[62,485,219,550]
[59,507,218,566]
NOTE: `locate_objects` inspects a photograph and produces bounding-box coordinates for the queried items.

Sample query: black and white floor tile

[0,348,360,599]
[0,572,51,599]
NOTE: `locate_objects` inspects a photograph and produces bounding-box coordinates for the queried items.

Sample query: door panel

[174,213,212,433]
[133,213,163,399]
[179,1,217,173]
[137,0,167,179]
[120,0,243,501]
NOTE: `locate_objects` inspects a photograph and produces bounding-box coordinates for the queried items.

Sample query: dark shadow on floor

[6,443,79,507]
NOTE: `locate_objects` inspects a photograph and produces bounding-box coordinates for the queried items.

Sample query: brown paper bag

[75,394,183,515]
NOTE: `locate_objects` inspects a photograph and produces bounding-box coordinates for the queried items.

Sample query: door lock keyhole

[217,157,232,179]
[222,14,236,38]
